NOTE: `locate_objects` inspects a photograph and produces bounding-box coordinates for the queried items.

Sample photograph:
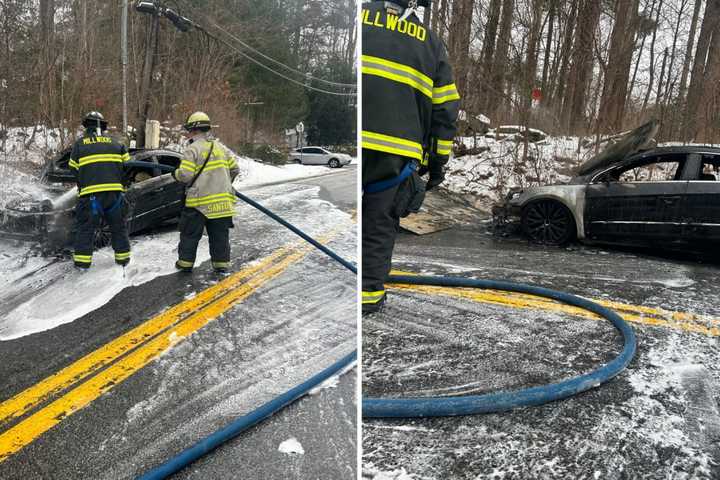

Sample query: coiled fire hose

[133,162,636,477]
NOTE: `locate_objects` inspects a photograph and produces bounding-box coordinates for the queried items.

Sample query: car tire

[294,158,302,164]
[328,158,340,168]
[93,219,112,249]
[521,199,576,246]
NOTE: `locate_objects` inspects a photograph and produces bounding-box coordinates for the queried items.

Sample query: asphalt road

[362,197,719,480]
[0,166,357,479]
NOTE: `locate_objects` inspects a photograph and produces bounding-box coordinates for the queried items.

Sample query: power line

[176,0,356,90]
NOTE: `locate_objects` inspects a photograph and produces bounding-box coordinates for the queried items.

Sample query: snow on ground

[0,233,212,340]
[0,125,349,210]
[278,438,305,455]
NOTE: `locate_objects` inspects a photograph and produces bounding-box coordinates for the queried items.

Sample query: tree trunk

[678,0,702,104]
[597,0,639,133]
[480,0,501,82]
[561,0,601,134]
[684,0,720,140]
[641,0,663,113]
[540,0,556,98]
[485,0,514,116]
[551,0,578,111]
[696,3,720,142]
[447,0,476,98]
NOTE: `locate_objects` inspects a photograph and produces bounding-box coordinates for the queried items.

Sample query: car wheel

[93,219,112,249]
[294,158,302,164]
[521,199,576,246]
[328,158,340,168]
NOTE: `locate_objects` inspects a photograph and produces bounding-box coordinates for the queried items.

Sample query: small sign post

[296,122,305,164]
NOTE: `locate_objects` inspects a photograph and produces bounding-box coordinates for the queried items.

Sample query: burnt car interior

[592,154,687,183]
[700,155,720,181]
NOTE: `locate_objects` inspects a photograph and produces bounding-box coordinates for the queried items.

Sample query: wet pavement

[363,217,720,479]
[0,167,357,479]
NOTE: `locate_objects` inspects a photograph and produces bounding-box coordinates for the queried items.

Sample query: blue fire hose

[363,274,637,418]
[135,161,636,477]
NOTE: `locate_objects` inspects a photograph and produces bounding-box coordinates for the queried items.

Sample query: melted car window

[617,161,681,182]
[700,155,720,181]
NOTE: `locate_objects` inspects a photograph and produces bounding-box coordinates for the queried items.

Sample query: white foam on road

[307,362,356,395]
[0,183,354,341]
[0,234,211,341]
[278,437,305,455]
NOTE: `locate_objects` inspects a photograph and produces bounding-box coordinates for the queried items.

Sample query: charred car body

[494,121,720,251]
[0,148,185,250]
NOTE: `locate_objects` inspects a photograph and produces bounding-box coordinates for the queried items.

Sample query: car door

[584,153,689,247]
[682,152,720,249]
[303,147,324,165]
[126,153,184,233]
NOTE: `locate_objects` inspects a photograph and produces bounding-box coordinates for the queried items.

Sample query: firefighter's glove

[426,166,445,191]
[418,165,429,177]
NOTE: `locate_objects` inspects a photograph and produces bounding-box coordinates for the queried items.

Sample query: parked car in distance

[288,147,352,168]
[485,125,547,143]
[493,120,720,252]
[1,149,186,250]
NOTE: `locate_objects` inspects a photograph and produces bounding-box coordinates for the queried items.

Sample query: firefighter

[174,112,240,273]
[70,111,131,269]
[361,0,460,314]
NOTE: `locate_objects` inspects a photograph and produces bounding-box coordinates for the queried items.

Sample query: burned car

[494,120,720,251]
[1,149,185,250]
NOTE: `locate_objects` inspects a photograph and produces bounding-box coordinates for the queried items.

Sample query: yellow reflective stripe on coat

[362,290,386,304]
[180,160,197,172]
[436,139,453,155]
[205,211,235,219]
[361,55,433,98]
[432,83,460,104]
[185,192,236,207]
[76,154,125,167]
[121,153,130,162]
[79,183,125,196]
[69,159,79,170]
[361,130,423,161]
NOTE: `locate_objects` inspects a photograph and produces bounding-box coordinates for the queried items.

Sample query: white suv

[288,147,352,168]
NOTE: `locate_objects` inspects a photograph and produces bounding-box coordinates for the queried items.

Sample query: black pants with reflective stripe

[178,208,232,266]
[362,178,402,295]
[74,191,130,263]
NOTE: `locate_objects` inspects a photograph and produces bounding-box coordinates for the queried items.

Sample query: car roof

[572,145,720,181]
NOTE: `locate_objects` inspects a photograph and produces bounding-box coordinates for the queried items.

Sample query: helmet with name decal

[377,0,430,9]
[183,111,212,132]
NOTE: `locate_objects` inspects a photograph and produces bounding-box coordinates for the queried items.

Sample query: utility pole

[121,0,128,141]
[137,11,160,148]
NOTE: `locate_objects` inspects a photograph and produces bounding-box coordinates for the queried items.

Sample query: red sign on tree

[531,88,542,101]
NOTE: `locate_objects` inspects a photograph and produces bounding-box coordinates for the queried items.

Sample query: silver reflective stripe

[361,57,433,95]
[362,135,422,157]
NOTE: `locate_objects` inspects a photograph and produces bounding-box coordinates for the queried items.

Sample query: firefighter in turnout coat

[70,111,131,269]
[361,0,460,314]
[174,112,240,273]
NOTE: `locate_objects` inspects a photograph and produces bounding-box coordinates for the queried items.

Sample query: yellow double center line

[390,277,720,337]
[0,237,332,463]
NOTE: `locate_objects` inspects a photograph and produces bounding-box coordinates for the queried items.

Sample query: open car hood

[576,120,659,176]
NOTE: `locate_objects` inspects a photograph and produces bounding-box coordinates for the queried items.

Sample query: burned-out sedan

[494,121,720,251]
[0,149,185,250]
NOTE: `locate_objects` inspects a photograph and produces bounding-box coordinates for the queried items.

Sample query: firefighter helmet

[183,111,211,132]
[82,111,108,131]
[378,0,430,8]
